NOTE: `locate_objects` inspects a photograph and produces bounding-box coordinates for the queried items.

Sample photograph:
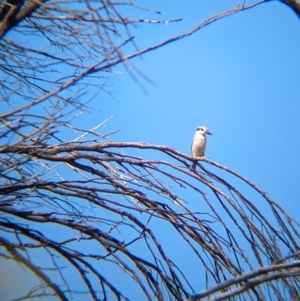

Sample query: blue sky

[1,1,300,300]
[81,1,300,296]
[100,0,300,217]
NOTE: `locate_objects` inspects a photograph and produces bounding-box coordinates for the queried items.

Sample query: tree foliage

[0,1,300,301]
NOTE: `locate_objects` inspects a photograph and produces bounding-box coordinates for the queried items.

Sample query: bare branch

[1,1,299,300]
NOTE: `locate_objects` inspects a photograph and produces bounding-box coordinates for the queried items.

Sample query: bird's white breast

[191,133,207,157]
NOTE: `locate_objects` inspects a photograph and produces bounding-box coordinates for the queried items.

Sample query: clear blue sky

[2,1,300,300]
[101,0,300,217]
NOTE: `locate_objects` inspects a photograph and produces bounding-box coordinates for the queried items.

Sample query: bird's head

[196,126,212,136]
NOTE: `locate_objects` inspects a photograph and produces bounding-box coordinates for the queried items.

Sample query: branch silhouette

[1,0,299,300]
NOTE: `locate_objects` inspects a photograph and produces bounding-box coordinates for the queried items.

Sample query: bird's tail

[192,162,196,170]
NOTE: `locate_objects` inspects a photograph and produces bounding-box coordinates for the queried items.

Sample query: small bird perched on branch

[191,126,212,170]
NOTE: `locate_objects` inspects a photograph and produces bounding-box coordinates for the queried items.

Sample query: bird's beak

[207,130,212,135]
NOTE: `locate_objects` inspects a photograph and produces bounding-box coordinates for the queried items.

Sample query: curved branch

[0,236,68,301]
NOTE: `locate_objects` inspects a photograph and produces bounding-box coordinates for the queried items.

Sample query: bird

[191,126,212,170]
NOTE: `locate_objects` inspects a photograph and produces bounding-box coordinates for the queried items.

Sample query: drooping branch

[1,1,300,300]
[280,0,300,17]
[186,258,300,301]
[1,126,299,297]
